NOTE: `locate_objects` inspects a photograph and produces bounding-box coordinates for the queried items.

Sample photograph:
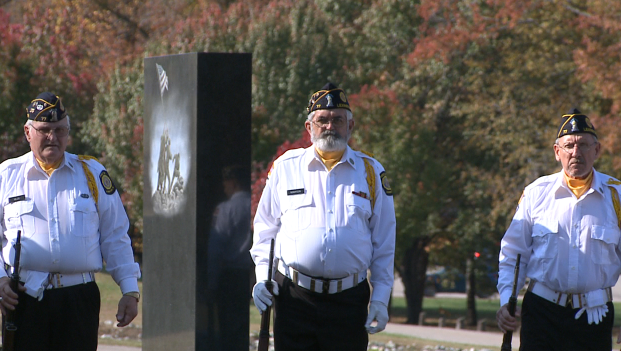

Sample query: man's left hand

[365,301,389,334]
[116,295,138,327]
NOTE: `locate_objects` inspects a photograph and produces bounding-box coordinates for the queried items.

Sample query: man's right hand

[252,280,279,314]
[0,276,24,316]
[496,302,521,333]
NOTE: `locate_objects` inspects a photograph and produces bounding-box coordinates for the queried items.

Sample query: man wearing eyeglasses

[0,92,141,350]
[250,83,396,350]
[496,108,621,350]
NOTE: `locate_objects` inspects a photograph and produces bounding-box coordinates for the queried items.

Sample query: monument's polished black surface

[143,53,252,351]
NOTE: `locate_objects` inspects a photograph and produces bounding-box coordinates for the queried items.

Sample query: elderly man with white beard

[250,82,397,351]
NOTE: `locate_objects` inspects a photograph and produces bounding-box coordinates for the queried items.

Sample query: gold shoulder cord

[609,186,621,229]
[359,150,376,212]
[78,155,99,211]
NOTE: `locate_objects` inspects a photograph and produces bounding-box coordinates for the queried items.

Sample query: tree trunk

[398,237,430,324]
[466,258,477,326]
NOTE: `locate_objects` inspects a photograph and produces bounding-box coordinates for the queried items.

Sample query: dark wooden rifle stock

[258,239,275,351]
[501,253,521,351]
[3,230,22,351]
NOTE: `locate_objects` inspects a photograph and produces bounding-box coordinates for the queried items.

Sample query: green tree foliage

[79,60,145,260]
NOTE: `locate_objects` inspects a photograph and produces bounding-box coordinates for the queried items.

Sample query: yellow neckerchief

[564,170,593,199]
[36,157,63,176]
[315,147,345,171]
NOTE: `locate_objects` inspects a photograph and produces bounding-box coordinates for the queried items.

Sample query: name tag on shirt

[8,195,25,203]
[287,188,305,196]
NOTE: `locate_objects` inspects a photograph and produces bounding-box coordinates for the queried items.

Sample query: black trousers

[273,270,370,351]
[520,291,614,351]
[5,282,100,351]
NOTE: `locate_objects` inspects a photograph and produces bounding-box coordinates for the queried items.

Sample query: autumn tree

[405,0,619,325]
[79,60,145,261]
[0,8,34,160]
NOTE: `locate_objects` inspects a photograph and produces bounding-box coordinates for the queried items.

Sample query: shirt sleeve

[250,169,281,282]
[93,164,141,294]
[368,161,396,306]
[498,190,532,306]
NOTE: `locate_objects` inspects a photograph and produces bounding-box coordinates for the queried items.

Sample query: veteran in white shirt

[0,92,140,351]
[497,108,621,351]
[251,83,396,351]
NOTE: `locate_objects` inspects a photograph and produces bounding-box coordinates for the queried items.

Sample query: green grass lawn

[391,295,502,331]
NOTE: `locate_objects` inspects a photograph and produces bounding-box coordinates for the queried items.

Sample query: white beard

[311,127,349,152]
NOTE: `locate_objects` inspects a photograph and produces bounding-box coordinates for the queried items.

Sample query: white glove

[252,280,279,314]
[365,301,389,334]
[575,304,608,325]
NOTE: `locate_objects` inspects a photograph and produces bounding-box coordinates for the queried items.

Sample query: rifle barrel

[500,254,521,351]
[3,230,22,351]
[258,239,275,351]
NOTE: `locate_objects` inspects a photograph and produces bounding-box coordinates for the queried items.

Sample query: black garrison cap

[307,82,351,114]
[557,108,596,139]
[26,92,67,122]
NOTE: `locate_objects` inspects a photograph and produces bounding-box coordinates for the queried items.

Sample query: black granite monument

[143,53,252,351]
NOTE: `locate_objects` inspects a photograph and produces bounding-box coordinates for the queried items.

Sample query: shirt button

[328,210,333,214]
[571,266,576,270]
[328,191,332,194]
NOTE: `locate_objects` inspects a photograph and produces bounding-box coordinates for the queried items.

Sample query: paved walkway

[98,345,140,351]
[384,322,514,348]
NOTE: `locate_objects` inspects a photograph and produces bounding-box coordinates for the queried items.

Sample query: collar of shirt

[25,152,77,178]
[553,168,607,198]
[306,145,358,171]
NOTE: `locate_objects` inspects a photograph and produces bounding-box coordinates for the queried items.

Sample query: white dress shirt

[251,146,396,305]
[0,152,141,298]
[498,169,621,306]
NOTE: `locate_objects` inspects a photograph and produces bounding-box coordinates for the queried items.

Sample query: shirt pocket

[346,192,372,233]
[3,199,36,238]
[70,197,99,237]
[590,225,620,265]
[531,220,559,259]
[280,191,313,236]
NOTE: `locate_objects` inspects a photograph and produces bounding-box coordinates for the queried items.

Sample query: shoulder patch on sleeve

[380,171,393,196]
[99,170,117,195]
